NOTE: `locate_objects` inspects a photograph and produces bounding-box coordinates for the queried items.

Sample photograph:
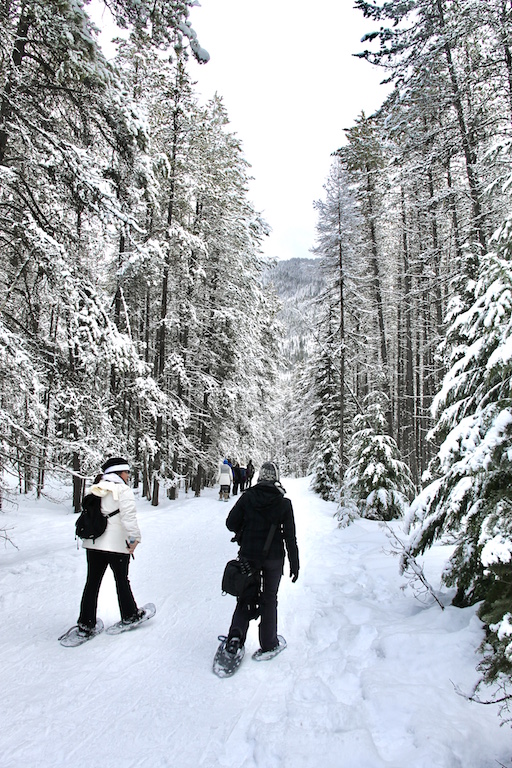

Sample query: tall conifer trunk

[0,8,30,164]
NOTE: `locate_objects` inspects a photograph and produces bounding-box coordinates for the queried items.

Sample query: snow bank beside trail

[0,476,510,768]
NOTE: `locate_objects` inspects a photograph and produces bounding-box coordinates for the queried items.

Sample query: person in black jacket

[232,462,241,495]
[246,459,255,487]
[223,461,299,658]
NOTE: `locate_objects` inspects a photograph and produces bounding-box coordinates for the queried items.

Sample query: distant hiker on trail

[232,462,241,495]
[246,460,255,487]
[214,461,299,675]
[218,459,233,501]
[239,465,247,492]
[60,457,155,646]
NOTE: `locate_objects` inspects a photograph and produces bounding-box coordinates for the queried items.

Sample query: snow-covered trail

[0,477,510,768]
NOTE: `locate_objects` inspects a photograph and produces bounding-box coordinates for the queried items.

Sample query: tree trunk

[399,186,418,484]
[436,0,487,255]
[0,8,31,164]
[72,451,84,514]
[337,208,346,482]
[364,165,391,431]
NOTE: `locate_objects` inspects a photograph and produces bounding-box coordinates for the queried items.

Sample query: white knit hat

[101,457,130,474]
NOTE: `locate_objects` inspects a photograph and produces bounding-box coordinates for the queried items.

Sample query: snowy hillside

[1,477,510,768]
[265,258,324,364]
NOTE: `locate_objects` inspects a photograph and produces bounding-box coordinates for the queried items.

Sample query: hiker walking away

[246,459,255,488]
[232,462,241,496]
[218,459,233,501]
[239,465,247,492]
[76,457,145,637]
[222,461,299,659]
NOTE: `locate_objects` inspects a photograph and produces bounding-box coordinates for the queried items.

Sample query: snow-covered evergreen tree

[0,0,149,503]
[101,0,209,63]
[307,303,342,502]
[309,427,341,503]
[306,157,367,499]
[405,211,512,682]
[346,393,415,520]
[107,46,279,498]
[0,0,282,505]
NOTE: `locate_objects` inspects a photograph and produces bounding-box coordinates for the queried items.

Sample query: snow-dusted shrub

[346,393,415,520]
[309,428,341,503]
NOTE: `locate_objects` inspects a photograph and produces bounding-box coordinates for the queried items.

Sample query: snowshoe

[252,635,287,661]
[106,603,156,635]
[213,635,245,677]
[59,619,104,647]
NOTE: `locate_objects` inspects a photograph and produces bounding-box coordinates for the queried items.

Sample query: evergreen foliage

[405,227,512,682]
[346,393,415,520]
[0,0,278,501]
[308,309,342,502]
[343,0,512,700]
[305,158,365,495]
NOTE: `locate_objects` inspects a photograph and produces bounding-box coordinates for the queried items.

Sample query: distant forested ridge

[264,257,324,365]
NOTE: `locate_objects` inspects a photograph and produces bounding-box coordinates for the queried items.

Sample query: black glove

[290,568,299,583]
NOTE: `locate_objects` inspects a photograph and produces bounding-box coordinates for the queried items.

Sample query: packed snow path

[0,477,510,768]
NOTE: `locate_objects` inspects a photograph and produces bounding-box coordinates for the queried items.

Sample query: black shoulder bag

[221,524,277,598]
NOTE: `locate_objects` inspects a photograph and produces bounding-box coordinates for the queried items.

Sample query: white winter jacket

[82,473,141,554]
[217,463,233,486]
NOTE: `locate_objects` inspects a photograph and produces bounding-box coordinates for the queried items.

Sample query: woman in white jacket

[217,460,233,501]
[77,457,143,637]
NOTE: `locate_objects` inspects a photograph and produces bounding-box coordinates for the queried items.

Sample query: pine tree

[308,305,342,502]
[306,157,369,498]
[405,208,512,681]
[0,0,147,497]
[346,392,415,520]
[107,49,278,498]
[313,158,364,474]
[101,0,209,62]
[355,0,512,267]
[337,115,391,407]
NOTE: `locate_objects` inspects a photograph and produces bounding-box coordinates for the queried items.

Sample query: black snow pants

[228,558,283,651]
[78,549,138,628]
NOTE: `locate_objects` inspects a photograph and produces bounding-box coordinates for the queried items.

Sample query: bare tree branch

[381,521,445,610]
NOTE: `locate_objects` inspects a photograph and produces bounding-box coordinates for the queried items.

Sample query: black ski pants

[228,558,283,651]
[79,549,138,628]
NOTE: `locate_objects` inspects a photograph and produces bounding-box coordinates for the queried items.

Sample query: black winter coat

[226,481,299,575]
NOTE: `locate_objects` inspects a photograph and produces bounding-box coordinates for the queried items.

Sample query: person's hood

[248,481,287,524]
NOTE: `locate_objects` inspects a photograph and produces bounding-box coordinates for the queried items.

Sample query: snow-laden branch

[452,680,512,727]
[381,522,445,610]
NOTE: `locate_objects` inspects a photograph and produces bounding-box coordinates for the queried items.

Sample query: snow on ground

[0,476,510,768]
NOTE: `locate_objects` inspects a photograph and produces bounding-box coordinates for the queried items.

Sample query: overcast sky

[91,0,388,261]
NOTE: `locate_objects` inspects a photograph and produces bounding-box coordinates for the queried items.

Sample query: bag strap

[236,523,278,569]
[258,523,278,567]
[106,509,120,519]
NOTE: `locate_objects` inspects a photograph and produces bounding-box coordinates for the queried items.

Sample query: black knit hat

[101,457,130,475]
[258,461,280,482]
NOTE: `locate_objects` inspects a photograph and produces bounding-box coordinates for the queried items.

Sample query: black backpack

[75,493,120,541]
